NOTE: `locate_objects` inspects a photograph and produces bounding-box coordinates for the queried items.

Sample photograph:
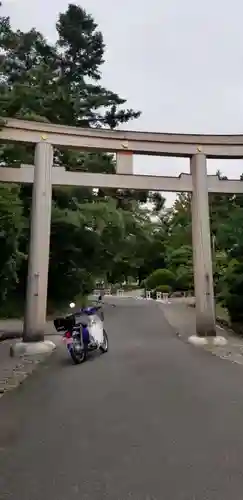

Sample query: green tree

[219,259,243,324]
[217,196,243,323]
[0,184,25,303]
[0,3,145,309]
[168,193,192,249]
[167,245,193,291]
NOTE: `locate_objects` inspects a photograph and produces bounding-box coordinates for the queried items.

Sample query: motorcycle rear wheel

[70,347,87,364]
[100,329,109,353]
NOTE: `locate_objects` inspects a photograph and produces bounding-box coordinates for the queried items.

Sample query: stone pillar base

[10,340,56,357]
[188,335,227,347]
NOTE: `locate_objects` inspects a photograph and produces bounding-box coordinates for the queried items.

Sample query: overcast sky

[2,0,243,205]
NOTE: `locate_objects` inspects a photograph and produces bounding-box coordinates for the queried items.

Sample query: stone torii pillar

[12,140,55,356]
[189,152,223,346]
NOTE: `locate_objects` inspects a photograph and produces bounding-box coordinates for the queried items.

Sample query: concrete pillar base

[188,335,209,346]
[210,335,228,347]
[10,340,56,358]
[188,335,227,347]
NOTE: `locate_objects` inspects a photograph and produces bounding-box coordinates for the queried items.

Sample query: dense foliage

[0,3,163,313]
[0,4,243,326]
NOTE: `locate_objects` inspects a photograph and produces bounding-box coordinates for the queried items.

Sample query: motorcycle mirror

[69,302,75,309]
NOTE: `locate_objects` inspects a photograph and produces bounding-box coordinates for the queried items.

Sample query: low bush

[145,269,175,290]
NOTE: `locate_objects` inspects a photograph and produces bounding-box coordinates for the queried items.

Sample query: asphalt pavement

[1,299,243,499]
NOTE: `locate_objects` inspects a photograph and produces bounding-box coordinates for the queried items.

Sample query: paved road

[1,299,243,499]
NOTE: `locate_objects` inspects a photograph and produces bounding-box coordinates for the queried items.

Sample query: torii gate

[1,119,243,353]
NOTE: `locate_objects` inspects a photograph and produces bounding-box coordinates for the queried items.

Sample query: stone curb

[160,302,243,367]
[187,303,242,338]
[0,331,22,342]
[0,343,58,399]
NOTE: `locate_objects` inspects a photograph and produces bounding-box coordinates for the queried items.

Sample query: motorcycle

[53,298,108,364]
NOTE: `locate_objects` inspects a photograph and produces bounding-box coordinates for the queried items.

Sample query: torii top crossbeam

[1,118,243,158]
[0,118,243,194]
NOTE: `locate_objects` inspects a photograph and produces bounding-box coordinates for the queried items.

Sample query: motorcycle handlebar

[74,305,102,315]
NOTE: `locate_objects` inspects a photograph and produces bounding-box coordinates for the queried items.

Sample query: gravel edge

[0,348,57,399]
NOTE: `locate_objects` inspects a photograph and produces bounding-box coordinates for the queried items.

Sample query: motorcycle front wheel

[69,347,87,364]
[100,329,109,354]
